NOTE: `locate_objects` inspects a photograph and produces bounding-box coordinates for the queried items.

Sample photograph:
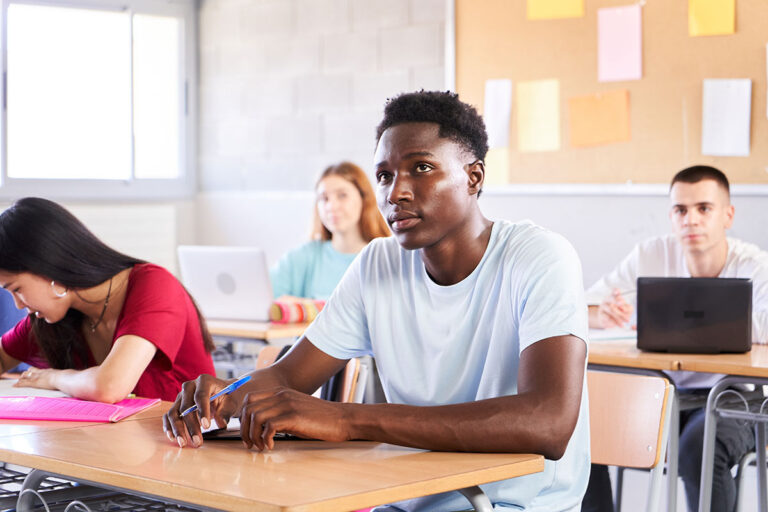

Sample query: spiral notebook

[0,396,160,422]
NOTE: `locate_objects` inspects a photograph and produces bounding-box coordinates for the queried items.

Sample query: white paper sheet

[483,79,513,149]
[701,78,752,157]
[0,379,68,397]
[588,328,637,342]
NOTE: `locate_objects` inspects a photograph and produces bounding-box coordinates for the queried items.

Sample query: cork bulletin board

[454,0,768,185]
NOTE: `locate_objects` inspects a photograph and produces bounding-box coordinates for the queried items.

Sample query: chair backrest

[588,370,671,469]
[337,358,361,403]
[256,347,363,404]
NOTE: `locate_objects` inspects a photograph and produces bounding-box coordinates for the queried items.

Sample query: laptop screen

[636,277,752,353]
[177,245,273,322]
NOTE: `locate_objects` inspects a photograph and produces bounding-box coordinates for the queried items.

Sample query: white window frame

[0,0,197,200]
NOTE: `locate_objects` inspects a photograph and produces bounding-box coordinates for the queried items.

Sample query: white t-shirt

[305,220,590,512]
[585,234,768,388]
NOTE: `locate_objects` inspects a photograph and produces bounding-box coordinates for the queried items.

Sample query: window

[0,0,196,199]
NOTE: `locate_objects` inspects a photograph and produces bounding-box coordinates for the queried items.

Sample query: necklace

[89,278,113,332]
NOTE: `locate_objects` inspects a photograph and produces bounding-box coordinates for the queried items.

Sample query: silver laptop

[637,277,752,353]
[177,246,273,321]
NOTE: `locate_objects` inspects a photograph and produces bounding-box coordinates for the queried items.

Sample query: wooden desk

[671,344,768,378]
[206,320,308,342]
[0,416,544,512]
[588,339,681,371]
[588,338,768,377]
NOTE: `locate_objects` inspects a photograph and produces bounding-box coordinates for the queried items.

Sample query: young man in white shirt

[164,91,590,511]
[583,165,768,512]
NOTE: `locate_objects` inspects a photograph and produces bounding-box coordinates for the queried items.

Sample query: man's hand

[162,374,239,448]
[240,387,351,451]
[591,288,633,329]
[160,338,349,450]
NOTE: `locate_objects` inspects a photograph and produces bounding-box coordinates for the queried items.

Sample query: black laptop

[636,277,752,353]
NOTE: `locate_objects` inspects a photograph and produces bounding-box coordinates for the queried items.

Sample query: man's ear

[467,160,485,196]
[724,203,735,229]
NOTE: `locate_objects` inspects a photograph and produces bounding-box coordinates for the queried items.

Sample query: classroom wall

[197,0,446,191]
[196,189,768,287]
[194,0,768,287]
[0,200,196,276]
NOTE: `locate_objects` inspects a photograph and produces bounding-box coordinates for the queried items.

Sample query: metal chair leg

[615,466,624,512]
[17,469,51,512]
[756,423,768,512]
[458,486,493,512]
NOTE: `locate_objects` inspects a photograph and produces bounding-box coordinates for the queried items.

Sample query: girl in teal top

[270,162,390,300]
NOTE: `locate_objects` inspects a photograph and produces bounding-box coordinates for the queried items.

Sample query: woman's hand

[162,374,239,449]
[240,387,352,451]
[14,368,58,390]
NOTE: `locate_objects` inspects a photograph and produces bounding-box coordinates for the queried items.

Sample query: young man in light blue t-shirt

[164,91,590,511]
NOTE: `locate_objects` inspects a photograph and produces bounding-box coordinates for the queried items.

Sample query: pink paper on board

[0,396,160,422]
[598,5,642,82]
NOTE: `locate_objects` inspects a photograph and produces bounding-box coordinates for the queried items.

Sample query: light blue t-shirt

[304,220,590,512]
[270,240,358,300]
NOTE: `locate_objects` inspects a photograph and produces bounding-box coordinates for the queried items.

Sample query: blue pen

[179,375,252,418]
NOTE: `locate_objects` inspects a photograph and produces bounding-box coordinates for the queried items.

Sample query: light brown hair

[311,162,390,242]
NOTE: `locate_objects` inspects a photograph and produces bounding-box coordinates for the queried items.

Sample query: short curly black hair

[375,91,489,162]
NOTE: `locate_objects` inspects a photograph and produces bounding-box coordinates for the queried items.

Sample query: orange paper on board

[568,90,630,147]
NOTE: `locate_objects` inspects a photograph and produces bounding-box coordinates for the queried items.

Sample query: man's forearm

[344,393,580,460]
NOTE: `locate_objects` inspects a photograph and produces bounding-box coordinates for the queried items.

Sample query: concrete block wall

[198,0,448,192]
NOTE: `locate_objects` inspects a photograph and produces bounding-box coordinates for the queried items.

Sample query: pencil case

[270,298,325,324]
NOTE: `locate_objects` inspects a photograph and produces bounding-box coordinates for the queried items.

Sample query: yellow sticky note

[527,0,584,20]
[517,79,560,152]
[568,90,631,148]
[483,147,510,186]
[689,0,735,36]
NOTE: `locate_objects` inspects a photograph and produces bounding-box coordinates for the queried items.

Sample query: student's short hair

[671,165,730,194]
[375,90,489,162]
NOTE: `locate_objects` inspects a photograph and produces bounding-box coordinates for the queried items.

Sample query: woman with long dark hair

[0,197,215,402]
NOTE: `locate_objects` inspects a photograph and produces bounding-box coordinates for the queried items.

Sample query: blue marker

[179,375,252,418]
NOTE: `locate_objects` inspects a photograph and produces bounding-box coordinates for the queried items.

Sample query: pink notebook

[0,396,160,422]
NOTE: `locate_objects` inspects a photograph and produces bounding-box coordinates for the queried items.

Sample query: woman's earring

[51,281,68,298]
